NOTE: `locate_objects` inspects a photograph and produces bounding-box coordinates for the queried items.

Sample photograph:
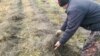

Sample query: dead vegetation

[0,0,99,56]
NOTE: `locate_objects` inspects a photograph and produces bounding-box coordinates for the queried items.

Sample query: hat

[58,0,69,7]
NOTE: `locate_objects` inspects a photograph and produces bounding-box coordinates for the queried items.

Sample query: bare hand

[55,30,63,37]
[54,41,61,50]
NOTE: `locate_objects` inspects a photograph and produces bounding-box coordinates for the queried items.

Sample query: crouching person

[54,0,100,56]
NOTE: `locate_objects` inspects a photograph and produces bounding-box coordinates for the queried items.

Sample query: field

[0,0,99,56]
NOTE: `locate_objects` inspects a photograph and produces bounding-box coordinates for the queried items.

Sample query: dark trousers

[81,31,100,56]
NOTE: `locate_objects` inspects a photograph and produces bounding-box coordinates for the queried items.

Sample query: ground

[0,0,99,56]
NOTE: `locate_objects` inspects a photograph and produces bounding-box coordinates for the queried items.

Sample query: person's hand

[55,30,63,37]
[54,41,61,50]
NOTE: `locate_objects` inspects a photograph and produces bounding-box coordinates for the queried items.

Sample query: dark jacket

[60,0,100,45]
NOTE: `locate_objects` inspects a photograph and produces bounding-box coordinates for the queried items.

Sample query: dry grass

[0,0,11,22]
[0,0,99,56]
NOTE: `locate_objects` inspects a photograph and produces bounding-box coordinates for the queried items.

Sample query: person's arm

[60,18,68,31]
[55,16,68,37]
[59,8,86,45]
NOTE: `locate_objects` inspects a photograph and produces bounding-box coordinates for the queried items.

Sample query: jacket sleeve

[59,8,85,45]
[60,18,68,31]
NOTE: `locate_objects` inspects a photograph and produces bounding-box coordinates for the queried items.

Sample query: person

[54,0,100,56]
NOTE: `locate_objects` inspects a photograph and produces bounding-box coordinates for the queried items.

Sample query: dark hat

[58,0,69,7]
